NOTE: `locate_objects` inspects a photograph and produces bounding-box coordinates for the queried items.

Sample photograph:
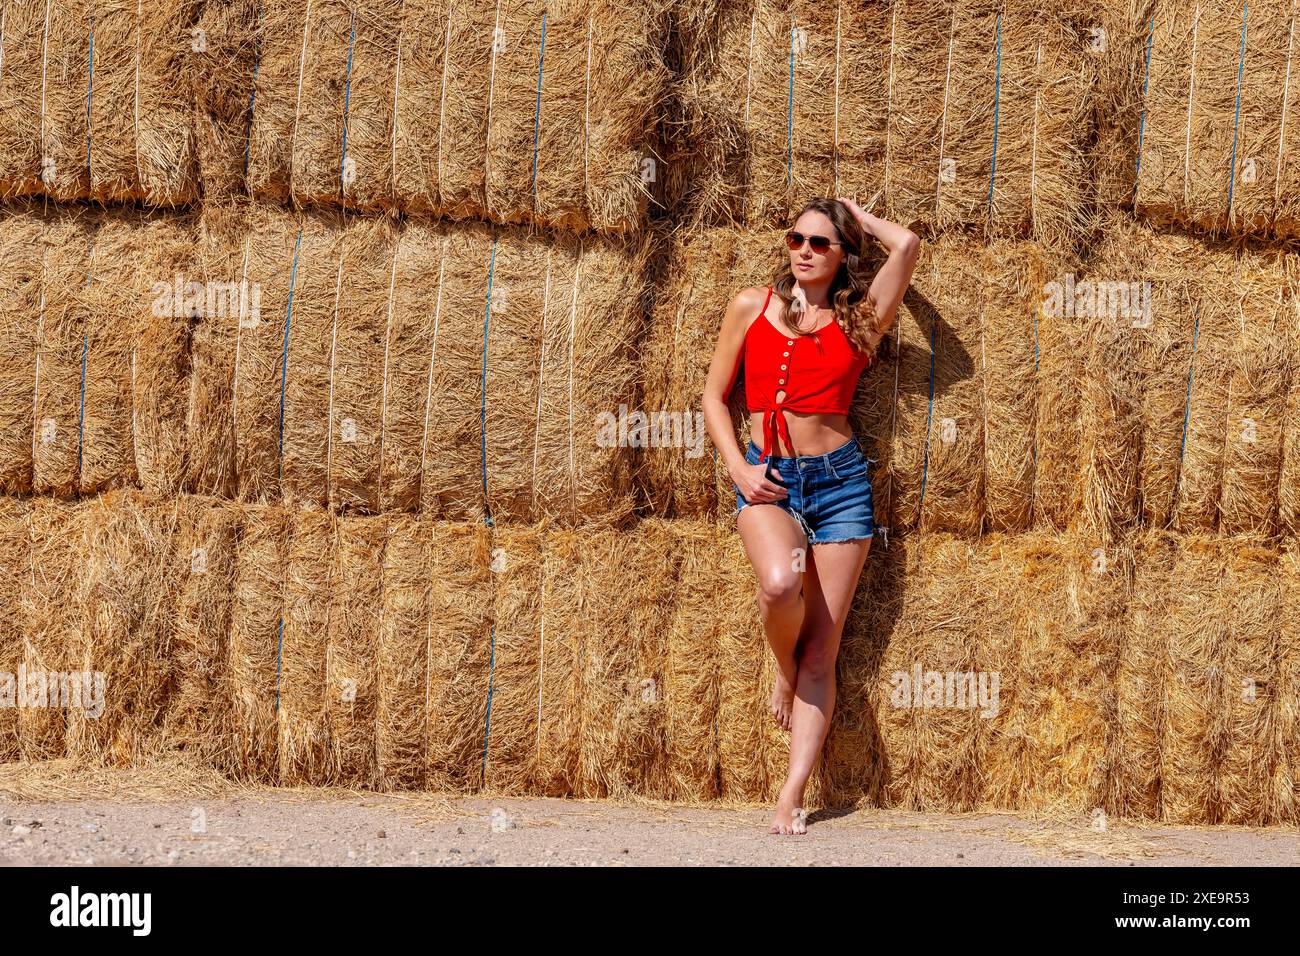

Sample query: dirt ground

[3,790,1298,866]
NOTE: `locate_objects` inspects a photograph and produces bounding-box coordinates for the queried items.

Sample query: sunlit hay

[482,3,549,227]
[714,525,770,803]
[1277,547,1300,823]
[322,514,384,788]
[481,522,547,795]
[1213,539,1283,825]
[1091,0,1157,213]
[981,241,1072,532]
[878,532,993,812]
[32,206,95,497]
[64,491,180,767]
[375,220,437,512]
[434,2,496,218]
[244,0,340,204]
[977,530,1126,816]
[186,0,259,200]
[16,497,83,760]
[69,211,137,495]
[1086,216,1230,533]
[577,521,679,800]
[389,0,446,213]
[1217,250,1292,537]
[870,531,922,808]
[164,494,239,770]
[1110,527,1175,821]
[233,205,306,503]
[480,230,553,525]
[417,220,492,520]
[0,498,30,761]
[1282,257,1300,536]
[374,514,431,791]
[1150,534,1286,825]
[600,517,679,799]
[227,502,287,783]
[89,1,202,205]
[1133,0,1300,237]
[276,509,334,786]
[660,518,720,802]
[820,531,905,809]
[117,212,200,497]
[536,0,670,234]
[0,1,91,200]
[0,205,44,494]
[641,225,740,518]
[279,210,345,511]
[425,520,493,794]
[336,2,401,211]
[886,236,985,536]
[0,2,46,198]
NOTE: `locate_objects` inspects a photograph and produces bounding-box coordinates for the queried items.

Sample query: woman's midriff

[748,409,855,458]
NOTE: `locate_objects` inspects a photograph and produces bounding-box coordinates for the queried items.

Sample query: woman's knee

[796,633,841,680]
[757,567,802,607]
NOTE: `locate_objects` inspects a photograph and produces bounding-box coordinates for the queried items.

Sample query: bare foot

[770,670,795,731]
[768,785,808,835]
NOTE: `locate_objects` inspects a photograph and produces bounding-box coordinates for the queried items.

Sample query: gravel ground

[2,794,1297,866]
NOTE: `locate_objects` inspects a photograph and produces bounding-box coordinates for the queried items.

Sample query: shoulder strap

[757,285,773,317]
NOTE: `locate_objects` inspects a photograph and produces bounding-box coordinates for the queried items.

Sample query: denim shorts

[733,437,875,543]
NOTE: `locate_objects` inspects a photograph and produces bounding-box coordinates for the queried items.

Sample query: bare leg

[736,504,809,730]
[770,536,871,834]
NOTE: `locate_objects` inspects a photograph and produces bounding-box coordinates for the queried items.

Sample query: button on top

[787,340,793,346]
[778,378,785,385]
[780,364,787,370]
[782,351,789,357]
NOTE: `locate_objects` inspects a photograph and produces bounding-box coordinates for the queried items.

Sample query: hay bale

[1277,545,1300,822]
[322,514,383,787]
[481,522,557,795]
[977,530,1125,815]
[660,519,720,801]
[0,498,30,761]
[184,201,252,497]
[32,206,95,497]
[1091,0,1157,212]
[227,502,287,782]
[16,496,83,760]
[374,514,430,790]
[163,494,240,769]
[575,520,678,800]
[64,491,180,766]
[276,509,334,785]
[1133,0,1300,237]
[187,0,259,199]
[425,520,493,793]
[0,204,44,494]
[639,225,741,518]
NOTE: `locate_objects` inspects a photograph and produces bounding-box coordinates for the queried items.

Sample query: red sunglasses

[784,231,842,254]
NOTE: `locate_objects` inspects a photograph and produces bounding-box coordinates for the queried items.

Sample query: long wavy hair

[770,198,885,361]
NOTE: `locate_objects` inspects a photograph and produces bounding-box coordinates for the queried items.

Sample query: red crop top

[722,285,873,462]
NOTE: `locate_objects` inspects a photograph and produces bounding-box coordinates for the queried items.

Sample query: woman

[702,196,919,835]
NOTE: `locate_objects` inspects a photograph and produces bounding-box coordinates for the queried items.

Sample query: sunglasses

[784,231,842,254]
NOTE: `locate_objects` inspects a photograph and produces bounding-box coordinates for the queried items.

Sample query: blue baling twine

[987,13,1002,217]
[786,19,796,187]
[77,262,91,485]
[480,238,496,527]
[919,322,936,510]
[1135,17,1155,185]
[530,14,547,199]
[277,227,303,482]
[1227,2,1248,216]
[481,622,496,786]
[245,3,266,180]
[340,9,357,195]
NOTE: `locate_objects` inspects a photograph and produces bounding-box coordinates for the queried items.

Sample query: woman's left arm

[839,197,920,350]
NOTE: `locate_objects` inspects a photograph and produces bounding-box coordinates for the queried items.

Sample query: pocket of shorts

[834,454,869,479]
